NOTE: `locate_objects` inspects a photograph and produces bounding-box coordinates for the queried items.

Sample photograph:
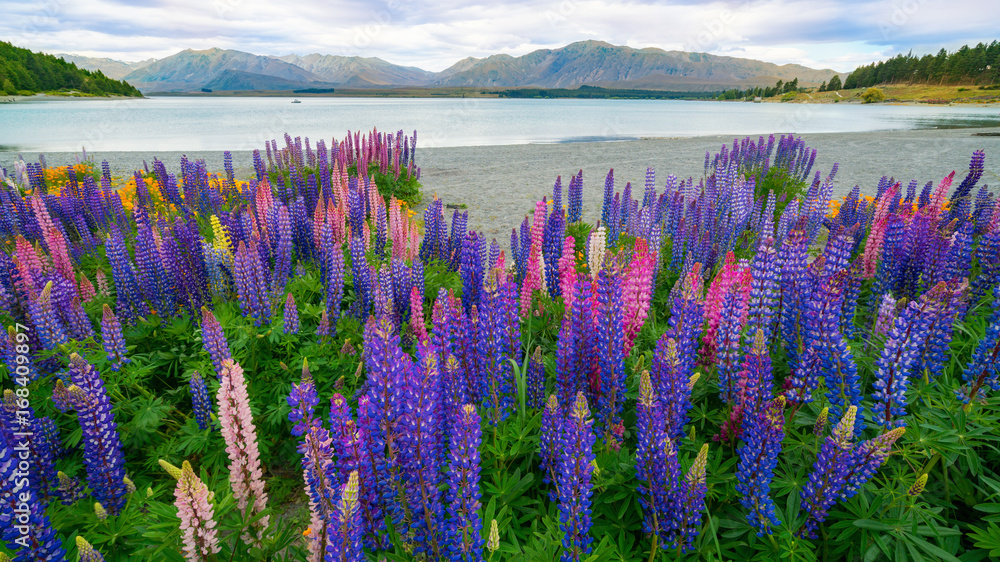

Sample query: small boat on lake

[291,99,301,103]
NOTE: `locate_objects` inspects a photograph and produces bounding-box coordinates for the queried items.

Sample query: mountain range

[58,40,845,94]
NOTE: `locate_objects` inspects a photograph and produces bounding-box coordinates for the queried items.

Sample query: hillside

[201,69,336,91]
[124,48,325,92]
[0,42,142,97]
[56,53,155,80]
[277,54,433,86]
[433,40,843,89]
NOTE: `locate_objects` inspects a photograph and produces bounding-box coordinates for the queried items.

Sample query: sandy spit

[2,127,998,241]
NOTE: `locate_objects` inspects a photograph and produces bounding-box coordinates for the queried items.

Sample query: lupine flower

[908,474,928,497]
[677,443,710,552]
[526,347,546,410]
[634,370,673,544]
[487,519,499,555]
[557,393,595,562]
[1,395,67,561]
[200,307,231,376]
[76,536,106,562]
[539,394,562,494]
[159,460,221,561]
[622,239,655,356]
[736,396,785,535]
[445,404,484,562]
[216,360,269,539]
[56,354,129,515]
[317,309,331,340]
[960,284,1000,404]
[651,336,694,442]
[872,289,940,428]
[188,371,213,431]
[283,292,299,334]
[798,406,857,538]
[27,281,66,350]
[327,471,363,562]
[595,266,625,438]
[101,304,129,370]
[233,240,271,326]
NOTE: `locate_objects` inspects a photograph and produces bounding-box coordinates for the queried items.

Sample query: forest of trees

[843,41,1000,89]
[0,41,142,97]
[717,77,804,100]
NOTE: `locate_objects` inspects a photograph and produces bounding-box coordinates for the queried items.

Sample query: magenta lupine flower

[216,359,269,539]
[410,286,429,344]
[557,393,596,562]
[200,307,231,377]
[622,239,655,356]
[101,304,129,371]
[736,396,785,535]
[283,292,300,335]
[520,200,548,317]
[159,460,221,561]
[445,404,484,562]
[57,354,129,515]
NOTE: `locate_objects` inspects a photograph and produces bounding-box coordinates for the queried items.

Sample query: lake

[1,96,998,153]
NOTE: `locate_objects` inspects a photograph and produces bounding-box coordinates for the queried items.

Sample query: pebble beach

[2,126,998,240]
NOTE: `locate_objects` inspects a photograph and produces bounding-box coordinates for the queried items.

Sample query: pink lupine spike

[622,238,655,357]
[216,360,270,541]
[410,286,428,344]
[79,273,97,303]
[520,200,549,317]
[46,226,75,287]
[928,171,956,214]
[160,460,220,561]
[558,235,577,315]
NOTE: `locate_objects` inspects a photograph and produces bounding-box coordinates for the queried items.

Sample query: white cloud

[1,0,996,72]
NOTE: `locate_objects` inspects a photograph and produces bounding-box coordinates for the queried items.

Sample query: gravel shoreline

[2,127,998,240]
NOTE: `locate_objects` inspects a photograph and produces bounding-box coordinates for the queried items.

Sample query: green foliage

[0,41,143,97]
[862,87,887,103]
[843,41,1000,88]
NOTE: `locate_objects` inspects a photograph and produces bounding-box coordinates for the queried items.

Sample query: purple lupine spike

[460,232,484,315]
[189,371,213,431]
[557,392,596,562]
[327,471,364,562]
[349,234,372,320]
[595,267,625,440]
[200,307,232,377]
[101,304,130,371]
[1,395,67,560]
[399,349,444,558]
[634,370,675,547]
[283,292,299,335]
[568,170,583,224]
[736,396,785,535]
[234,240,271,326]
[798,406,858,538]
[444,404,484,562]
[872,286,942,429]
[57,354,129,515]
[539,394,562,496]
[526,347,546,410]
[555,278,596,408]
[961,284,1000,404]
[27,281,67,350]
[272,204,293,295]
[650,336,694,443]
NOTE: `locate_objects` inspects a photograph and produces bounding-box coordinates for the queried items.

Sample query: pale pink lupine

[927,171,956,215]
[79,273,97,303]
[160,460,220,562]
[622,238,655,357]
[588,226,606,281]
[216,359,270,538]
[95,269,110,296]
[45,226,75,287]
[520,200,548,317]
[558,235,577,315]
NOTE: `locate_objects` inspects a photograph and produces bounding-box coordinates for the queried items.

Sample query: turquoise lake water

[1,96,998,153]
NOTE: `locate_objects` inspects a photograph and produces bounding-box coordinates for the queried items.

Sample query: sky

[2,0,997,72]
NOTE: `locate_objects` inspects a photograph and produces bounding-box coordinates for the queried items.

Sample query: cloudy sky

[3,0,997,72]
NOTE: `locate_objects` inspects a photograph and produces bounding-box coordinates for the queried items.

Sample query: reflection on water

[1,96,998,153]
